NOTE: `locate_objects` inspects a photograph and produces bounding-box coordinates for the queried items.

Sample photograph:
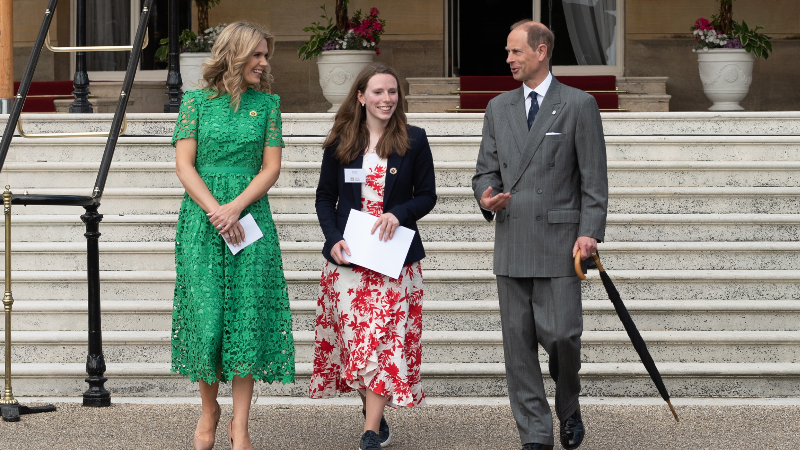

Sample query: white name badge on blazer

[345,168,367,183]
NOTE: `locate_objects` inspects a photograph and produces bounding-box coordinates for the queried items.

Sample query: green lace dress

[170,88,295,385]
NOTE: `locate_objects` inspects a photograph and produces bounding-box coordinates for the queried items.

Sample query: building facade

[8,0,800,112]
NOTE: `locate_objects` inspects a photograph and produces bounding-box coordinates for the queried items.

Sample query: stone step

[11,299,800,333]
[618,94,671,113]
[8,186,800,216]
[617,77,668,95]
[605,136,800,162]
[272,161,800,189]
[405,94,458,114]
[5,136,800,165]
[4,361,800,397]
[3,270,800,301]
[11,300,174,331]
[607,161,800,187]
[5,241,800,272]
[2,136,485,163]
[2,161,479,189]
[1,242,176,271]
[291,299,800,333]
[5,112,800,138]
[8,160,800,191]
[3,213,800,243]
[1,162,181,188]
[6,330,800,365]
[596,241,800,271]
[406,77,458,96]
[284,159,800,190]
[605,187,800,214]
[269,214,800,243]
[0,136,477,164]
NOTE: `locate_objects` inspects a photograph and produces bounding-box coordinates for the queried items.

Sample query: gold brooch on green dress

[249,110,257,117]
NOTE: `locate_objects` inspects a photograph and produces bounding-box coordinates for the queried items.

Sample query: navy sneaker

[362,409,392,447]
[359,430,382,450]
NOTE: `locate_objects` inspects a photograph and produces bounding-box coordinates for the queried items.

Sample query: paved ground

[2,399,800,449]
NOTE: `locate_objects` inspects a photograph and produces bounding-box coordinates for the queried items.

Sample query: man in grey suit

[472,20,608,450]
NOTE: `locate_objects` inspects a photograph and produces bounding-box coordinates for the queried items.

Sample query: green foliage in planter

[155,25,227,63]
[298,5,339,61]
[733,20,772,60]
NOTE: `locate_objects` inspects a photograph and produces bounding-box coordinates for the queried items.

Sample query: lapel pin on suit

[389,168,397,175]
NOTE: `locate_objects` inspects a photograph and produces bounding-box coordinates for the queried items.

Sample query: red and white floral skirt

[308,261,426,408]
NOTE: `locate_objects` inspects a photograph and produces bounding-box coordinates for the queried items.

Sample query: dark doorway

[85,0,192,71]
[451,0,533,76]
[141,0,192,70]
[447,0,583,76]
[541,0,578,66]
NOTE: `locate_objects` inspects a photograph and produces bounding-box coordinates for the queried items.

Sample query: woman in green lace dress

[171,22,294,450]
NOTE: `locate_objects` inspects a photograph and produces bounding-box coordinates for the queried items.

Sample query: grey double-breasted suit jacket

[472,77,608,278]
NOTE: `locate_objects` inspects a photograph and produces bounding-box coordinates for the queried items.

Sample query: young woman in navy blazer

[309,63,436,450]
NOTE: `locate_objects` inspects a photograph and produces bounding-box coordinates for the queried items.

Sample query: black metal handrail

[0,0,154,203]
[0,0,155,410]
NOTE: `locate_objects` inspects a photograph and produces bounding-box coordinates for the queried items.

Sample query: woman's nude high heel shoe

[193,404,221,450]
[227,419,254,450]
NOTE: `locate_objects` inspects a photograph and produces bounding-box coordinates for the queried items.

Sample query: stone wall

[626,0,800,111]
[9,0,800,112]
[625,39,800,112]
[208,0,445,112]
[271,40,443,113]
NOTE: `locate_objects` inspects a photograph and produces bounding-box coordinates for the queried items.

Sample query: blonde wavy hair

[201,21,275,111]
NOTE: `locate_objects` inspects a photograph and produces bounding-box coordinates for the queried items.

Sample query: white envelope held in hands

[341,209,416,279]
[225,213,264,255]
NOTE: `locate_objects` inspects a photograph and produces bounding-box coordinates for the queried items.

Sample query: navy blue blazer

[315,125,437,266]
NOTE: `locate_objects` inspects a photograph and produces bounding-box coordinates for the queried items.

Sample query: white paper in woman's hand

[342,209,415,279]
[225,213,264,255]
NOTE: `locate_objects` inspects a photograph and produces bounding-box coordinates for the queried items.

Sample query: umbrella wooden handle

[574,250,586,280]
[574,249,605,280]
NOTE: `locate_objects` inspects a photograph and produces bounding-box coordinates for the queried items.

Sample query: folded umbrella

[575,249,679,422]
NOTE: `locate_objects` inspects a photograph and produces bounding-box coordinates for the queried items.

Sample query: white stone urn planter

[317,50,374,112]
[696,48,755,111]
[179,52,212,90]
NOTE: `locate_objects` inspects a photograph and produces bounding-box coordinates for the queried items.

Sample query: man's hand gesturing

[480,186,512,211]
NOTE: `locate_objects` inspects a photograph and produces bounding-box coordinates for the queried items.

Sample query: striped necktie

[527,91,539,130]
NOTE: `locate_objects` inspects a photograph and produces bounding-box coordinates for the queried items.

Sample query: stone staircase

[1,112,800,399]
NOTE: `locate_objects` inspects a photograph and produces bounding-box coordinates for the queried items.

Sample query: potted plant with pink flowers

[299,0,386,111]
[691,0,772,110]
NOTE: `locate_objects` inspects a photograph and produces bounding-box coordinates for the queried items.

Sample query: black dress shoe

[521,444,553,450]
[560,408,585,449]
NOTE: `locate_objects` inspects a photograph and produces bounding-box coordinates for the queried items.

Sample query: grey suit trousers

[497,275,582,446]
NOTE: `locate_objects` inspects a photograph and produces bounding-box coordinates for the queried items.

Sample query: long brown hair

[323,63,409,164]
[201,21,275,111]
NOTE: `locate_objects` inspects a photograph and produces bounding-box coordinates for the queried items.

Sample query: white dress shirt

[523,72,553,112]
